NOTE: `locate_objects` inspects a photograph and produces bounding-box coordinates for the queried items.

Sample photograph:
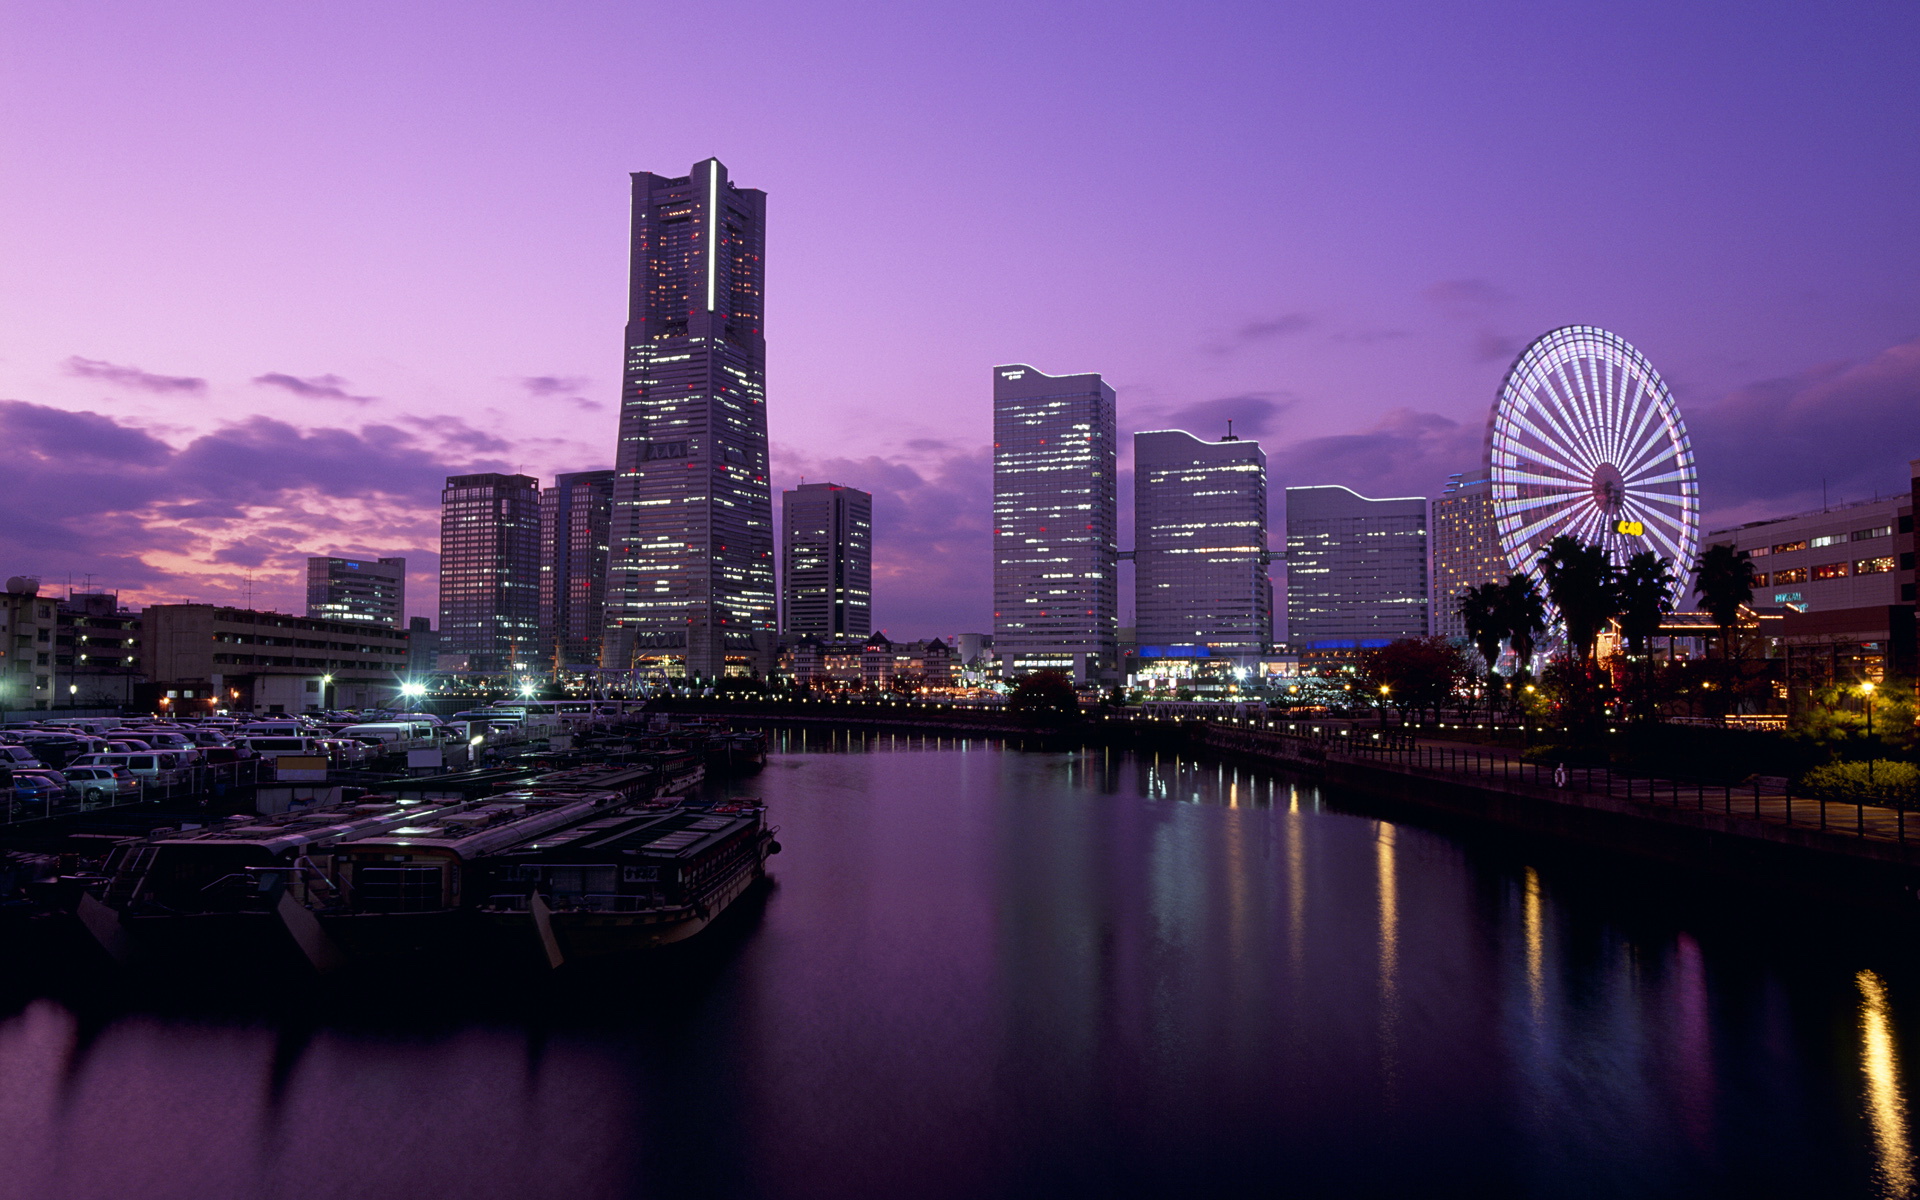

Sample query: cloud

[400,414,512,456]
[64,356,207,394]
[1268,407,1484,503]
[519,375,589,396]
[1151,393,1294,441]
[1207,312,1312,355]
[252,372,376,404]
[1690,335,1920,526]
[1424,279,1511,317]
[0,400,506,612]
[1474,330,1525,364]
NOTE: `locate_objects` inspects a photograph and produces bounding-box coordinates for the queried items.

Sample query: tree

[1692,542,1754,663]
[1615,551,1678,721]
[1538,535,1619,664]
[1457,581,1508,717]
[1497,573,1548,687]
[1008,671,1081,726]
[1361,637,1473,724]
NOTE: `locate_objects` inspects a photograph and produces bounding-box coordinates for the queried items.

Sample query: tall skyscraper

[1431,466,1504,641]
[1133,429,1271,659]
[602,158,773,679]
[438,473,541,673]
[781,482,872,639]
[540,469,616,671]
[305,556,406,627]
[1285,485,1429,654]
[992,364,1118,684]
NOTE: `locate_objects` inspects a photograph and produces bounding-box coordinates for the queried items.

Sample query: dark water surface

[3,734,1918,1199]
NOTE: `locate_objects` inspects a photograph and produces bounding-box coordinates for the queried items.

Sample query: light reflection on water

[0,735,1913,1199]
[1861,969,1916,1198]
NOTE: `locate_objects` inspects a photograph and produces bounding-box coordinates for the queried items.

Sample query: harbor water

[1,733,1916,1199]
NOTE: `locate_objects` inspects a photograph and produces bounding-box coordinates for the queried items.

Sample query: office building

[1133,429,1270,660]
[992,364,1118,684]
[602,158,774,679]
[781,482,872,639]
[1431,467,1504,641]
[1285,485,1429,654]
[306,556,406,627]
[438,473,541,674]
[141,604,407,712]
[540,469,616,671]
[405,616,439,676]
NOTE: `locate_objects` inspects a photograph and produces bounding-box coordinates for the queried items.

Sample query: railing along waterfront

[1138,711,1917,848]
[5,757,273,825]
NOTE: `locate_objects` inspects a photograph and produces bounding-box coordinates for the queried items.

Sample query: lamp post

[1862,679,1877,786]
[1378,684,1390,729]
[321,673,335,713]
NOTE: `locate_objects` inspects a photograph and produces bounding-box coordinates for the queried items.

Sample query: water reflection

[1860,969,1916,1198]
[0,738,1912,1199]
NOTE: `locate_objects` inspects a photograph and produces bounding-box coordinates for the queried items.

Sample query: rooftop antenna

[1222,420,1240,442]
[244,569,254,610]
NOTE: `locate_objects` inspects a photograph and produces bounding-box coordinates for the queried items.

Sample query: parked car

[9,774,63,813]
[118,730,202,763]
[61,765,140,804]
[67,752,188,787]
[0,745,46,770]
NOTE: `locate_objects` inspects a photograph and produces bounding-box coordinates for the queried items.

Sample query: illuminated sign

[1613,519,1645,536]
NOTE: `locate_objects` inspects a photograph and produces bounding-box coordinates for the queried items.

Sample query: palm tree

[1616,551,1678,719]
[1457,581,1507,714]
[1692,542,1755,663]
[1538,534,1619,664]
[1497,572,1547,691]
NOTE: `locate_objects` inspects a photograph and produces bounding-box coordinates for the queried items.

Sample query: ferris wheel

[1487,326,1699,603]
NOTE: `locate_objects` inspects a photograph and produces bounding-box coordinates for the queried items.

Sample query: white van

[69,751,187,785]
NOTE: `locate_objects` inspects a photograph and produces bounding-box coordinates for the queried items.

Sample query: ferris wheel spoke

[1625,466,1691,490]
[1564,358,1614,467]
[1547,364,1608,469]
[1501,437,1590,481]
[1613,405,1674,478]
[1520,391,1600,474]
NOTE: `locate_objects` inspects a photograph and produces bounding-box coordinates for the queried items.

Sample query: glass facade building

[438,473,541,673]
[1284,485,1429,653]
[780,482,872,639]
[992,364,1118,684]
[1133,429,1270,659]
[602,158,773,679]
[539,469,616,672]
[305,556,405,628]
[1430,467,1504,641]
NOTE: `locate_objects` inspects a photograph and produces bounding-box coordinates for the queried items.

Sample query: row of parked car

[0,712,463,811]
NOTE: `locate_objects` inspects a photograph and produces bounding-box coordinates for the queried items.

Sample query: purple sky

[3,0,1917,638]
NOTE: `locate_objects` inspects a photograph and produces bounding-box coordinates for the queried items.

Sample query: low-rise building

[142,604,409,713]
[56,593,142,707]
[1707,493,1914,614]
[0,578,57,711]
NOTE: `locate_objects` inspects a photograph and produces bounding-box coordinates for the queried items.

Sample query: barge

[476,801,778,964]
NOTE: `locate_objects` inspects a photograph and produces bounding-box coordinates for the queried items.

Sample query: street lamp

[1862,680,1877,785]
[1378,684,1390,729]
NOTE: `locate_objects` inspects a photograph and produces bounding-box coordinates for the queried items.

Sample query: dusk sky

[3,0,1917,637]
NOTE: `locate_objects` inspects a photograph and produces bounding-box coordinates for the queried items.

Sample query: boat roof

[498,806,760,862]
[147,799,471,857]
[331,789,624,860]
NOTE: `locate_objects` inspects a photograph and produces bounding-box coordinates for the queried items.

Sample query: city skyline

[1,1,1917,635]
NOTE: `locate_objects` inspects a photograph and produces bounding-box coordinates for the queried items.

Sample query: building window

[1772,568,1808,584]
[1753,572,1769,587]
[1811,534,1846,549]
[1853,525,1894,541]
[1856,557,1896,575]
[1772,541,1807,554]
[1812,562,1848,581]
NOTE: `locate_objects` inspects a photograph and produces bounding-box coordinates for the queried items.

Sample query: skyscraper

[602,158,773,679]
[305,556,406,627]
[1285,485,1429,654]
[992,364,1118,684]
[438,472,541,673]
[1430,466,1504,641]
[539,469,616,672]
[1133,429,1271,659]
[781,482,872,639]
